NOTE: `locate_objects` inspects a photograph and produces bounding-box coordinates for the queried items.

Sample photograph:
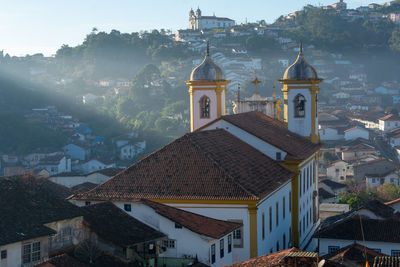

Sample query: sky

[0,0,388,56]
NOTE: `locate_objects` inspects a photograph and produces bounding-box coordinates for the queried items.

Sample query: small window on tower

[294,94,306,118]
[200,96,211,118]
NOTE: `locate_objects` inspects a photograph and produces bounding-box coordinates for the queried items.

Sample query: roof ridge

[186,130,259,200]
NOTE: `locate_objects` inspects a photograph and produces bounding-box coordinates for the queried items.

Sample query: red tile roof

[224,248,318,267]
[217,111,320,160]
[139,199,241,239]
[72,129,294,201]
[323,243,385,266]
[379,114,400,121]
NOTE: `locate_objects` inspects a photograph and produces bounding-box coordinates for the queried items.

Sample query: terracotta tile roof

[223,248,318,267]
[374,256,400,267]
[72,129,294,201]
[219,111,321,160]
[315,218,400,243]
[379,114,400,121]
[139,199,241,239]
[82,202,166,247]
[0,176,83,246]
[323,243,386,266]
[342,143,376,153]
[320,179,347,190]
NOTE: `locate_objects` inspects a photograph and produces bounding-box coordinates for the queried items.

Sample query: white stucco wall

[287,88,314,138]
[203,120,287,161]
[192,88,219,131]
[0,236,49,267]
[319,128,343,141]
[344,128,369,141]
[257,181,292,255]
[114,202,234,267]
[50,173,110,188]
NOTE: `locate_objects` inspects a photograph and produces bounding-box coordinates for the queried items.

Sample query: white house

[119,141,146,160]
[315,200,400,256]
[326,160,353,183]
[378,114,400,132]
[344,126,369,141]
[79,159,116,174]
[319,126,344,141]
[36,154,71,176]
[49,168,121,188]
[63,143,90,161]
[365,170,400,188]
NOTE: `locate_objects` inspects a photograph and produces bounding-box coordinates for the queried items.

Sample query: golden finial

[252,76,261,94]
[237,83,241,102]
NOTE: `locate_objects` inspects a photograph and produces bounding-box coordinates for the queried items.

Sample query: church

[189,8,235,30]
[71,43,322,263]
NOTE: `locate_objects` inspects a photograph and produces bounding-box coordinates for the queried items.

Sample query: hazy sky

[0,0,388,56]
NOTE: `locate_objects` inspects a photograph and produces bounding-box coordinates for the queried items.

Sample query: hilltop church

[72,44,322,263]
[189,8,235,30]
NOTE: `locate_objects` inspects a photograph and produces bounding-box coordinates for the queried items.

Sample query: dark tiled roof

[0,177,83,246]
[220,111,320,160]
[360,200,396,219]
[319,188,335,199]
[323,243,386,266]
[82,202,165,247]
[320,179,347,190]
[374,256,400,267]
[71,182,98,194]
[139,199,241,239]
[224,248,318,267]
[73,129,294,201]
[315,218,400,243]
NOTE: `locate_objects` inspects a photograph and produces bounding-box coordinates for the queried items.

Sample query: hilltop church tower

[186,43,230,132]
[279,44,322,144]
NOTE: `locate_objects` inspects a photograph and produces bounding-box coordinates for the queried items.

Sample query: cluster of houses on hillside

[1,106,146,178]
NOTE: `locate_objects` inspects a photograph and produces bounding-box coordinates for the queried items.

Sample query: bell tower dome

[186,43,230,132]
[279,43,322,144]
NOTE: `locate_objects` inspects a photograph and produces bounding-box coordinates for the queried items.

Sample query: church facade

[189,8,235,30]
[71,44,322,264]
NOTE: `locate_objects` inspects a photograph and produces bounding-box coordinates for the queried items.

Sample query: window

[262,213,265,240]
[303,170,306,194]
[392,250,400,257]
[289,227,292,247]
[300,174,302,197]
[230,220,243,248]
[124,204,131,212]
[289,191,292,212]
[283,234,286,250]
[23,241,41,264]
[294,94,306,117]
[228,235,232,253]
[163,239,176,248]
[283,197,286,219]
[303,216,305,232]
[220,239,224,258]
[276,241,279,251]
[276,152,282,160]
[328,246,340,254]
[200,96,211,118]
[211,244,216,264]
[307,211,309,227]
[1,250,6,259]
[85,201,91,206]
[276,202,279,226]
[269,206,273,232]
[174,223,182,229]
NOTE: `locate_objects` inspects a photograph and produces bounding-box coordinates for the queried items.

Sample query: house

[119,141,146,160]
[344,126,369,141]
[319,188,336,203]
[319,203,350,222]
[379,114,400,132]
[319,179,347,202]
[223,247,319,267]
[79,159,116,174]
[385,198,400,213]
[63,144,90,161]
[49,168,122,188]
[341,143,377,161]
[353,159,397,184]
[365,169,400,188]
[314,200,400,256]
[36,154,71,176]
[81,202,166,261]
[322,243,386,267]
[385,128,400,147]
[326,160,353,183]
[0,177,84,267]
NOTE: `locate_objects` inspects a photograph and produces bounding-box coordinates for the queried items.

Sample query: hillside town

[4,0,400,267]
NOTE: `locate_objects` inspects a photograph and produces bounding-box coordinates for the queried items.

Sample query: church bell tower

[279,44,322,144]
[186,43,230,132]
